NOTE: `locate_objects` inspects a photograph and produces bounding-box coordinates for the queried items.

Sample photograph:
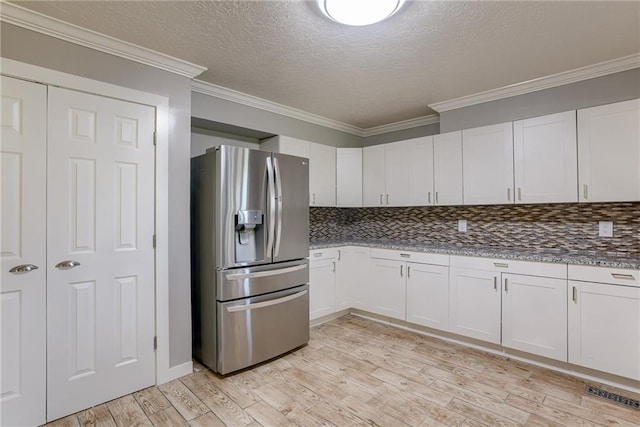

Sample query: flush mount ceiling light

[318,0,405,26]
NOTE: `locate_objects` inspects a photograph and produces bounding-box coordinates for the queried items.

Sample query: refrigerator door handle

[273,156,283,258]
[266,156,276,255]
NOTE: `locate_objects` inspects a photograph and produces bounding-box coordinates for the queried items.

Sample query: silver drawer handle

[226,290,307,313]
[226,264,306,280]
[611,273,635,280]
[400,253,411,258]
[55,260,81,270]
[9,264,39,274]
[493,262,509,268]
[313,253,323,257]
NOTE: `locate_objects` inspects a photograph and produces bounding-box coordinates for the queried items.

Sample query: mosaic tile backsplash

[309,203,640,258]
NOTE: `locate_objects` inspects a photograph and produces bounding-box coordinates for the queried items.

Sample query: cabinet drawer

[568,265,639,287]
[449,255,566,278]
[309,248,339,261]
[370,248,449,266]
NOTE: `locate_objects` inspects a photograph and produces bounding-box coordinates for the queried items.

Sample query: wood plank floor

[46,315,640,427]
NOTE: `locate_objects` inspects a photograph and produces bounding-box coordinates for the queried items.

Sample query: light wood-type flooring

[46,315,640,427]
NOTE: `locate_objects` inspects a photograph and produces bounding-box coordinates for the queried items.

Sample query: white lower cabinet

[406,263,449,331]
[449,267,502,344]
[336,247,370,312]
[568,267,640,380]
[309,250,338,320]
[501,273,567,361]
[369,258,406,320]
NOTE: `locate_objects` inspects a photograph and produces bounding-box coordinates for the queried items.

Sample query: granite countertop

[309,240,640,269]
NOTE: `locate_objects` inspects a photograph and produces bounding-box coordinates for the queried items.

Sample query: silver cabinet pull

[407,265,411,278]
[517,187,522,202]
[9,264,39,274]
[312,193,316,204]
[55,260,81,270]
[493,276,497,291]
[379,194,383,205]
[400,253,410,258]
[504,278,508,293]
[386,194,389,205]
[313,252,322,257]
[428,192,431,204]
[507,188,511,201]
[400,265,403,277]
[493,262,509,268]
[337,250,341,260]
[611,273,635,280]
[435,192,439,204]
[332,261,336,272]
[572,286,577,302]
[583,184,588,200]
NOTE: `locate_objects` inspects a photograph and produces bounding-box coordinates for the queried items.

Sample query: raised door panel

[362,145,386,206]
[578,99,640,202]
[309,259,336,320]
[514,111,577,204]
[46,87,156,421]
[568,281,640,380]
[502,274,567,361]
[433,131,463,205]
[309,142,336,206]
[384,142,410,206]
[336,148,363,207]
[463,123,514,205]
[0,76,47,427]
[406,263,449,331]
[370,258,406,320]
[449,268,501,344]
[407,137,434,206]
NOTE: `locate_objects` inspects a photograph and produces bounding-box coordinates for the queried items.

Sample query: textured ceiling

[12,1,640,129]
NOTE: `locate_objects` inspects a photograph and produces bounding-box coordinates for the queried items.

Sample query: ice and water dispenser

[235,209,264,263]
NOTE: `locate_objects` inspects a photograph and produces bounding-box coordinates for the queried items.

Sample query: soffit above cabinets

[7,1,640,129]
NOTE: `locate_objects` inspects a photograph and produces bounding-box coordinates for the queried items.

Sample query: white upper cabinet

[384,141,411,206]
[577,99,640,202]
[433,131,464,205]
[406,136,434,206]
[363,145,386,206]
[336,148,362,207]
[513,111,577,204]
[463,122,514,205]
[260,135,310,158]
[308,142,336,206]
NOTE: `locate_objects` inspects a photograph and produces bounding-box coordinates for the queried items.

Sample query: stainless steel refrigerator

[191,145,310,374]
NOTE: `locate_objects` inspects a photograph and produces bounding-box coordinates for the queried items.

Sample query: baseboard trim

[157,360,193,385]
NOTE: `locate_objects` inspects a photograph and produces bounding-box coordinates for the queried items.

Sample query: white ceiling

[12,1,640,129]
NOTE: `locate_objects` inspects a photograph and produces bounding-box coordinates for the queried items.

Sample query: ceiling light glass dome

[318,0,405,26]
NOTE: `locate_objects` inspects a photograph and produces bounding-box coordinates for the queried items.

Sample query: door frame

[0,57,188,384]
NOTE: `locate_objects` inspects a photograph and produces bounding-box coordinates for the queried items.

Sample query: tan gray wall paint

[440,68,640,132]
[1,23,193,367]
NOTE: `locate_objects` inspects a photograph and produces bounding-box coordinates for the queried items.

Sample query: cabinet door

[260,135,310,158]
[308,142,336,206]
[433,131,463,205]
[369,258,406,320]
[336,148,362,207]
[363,145,386,206]
[406,137,434,206]
[514,111,577,203]
[502,274,567,361]
[406,263,449,331]
[463,123,514,205]
[568,281,640,380]
[384,142,411,206]
[0,76,47,427]
[335,247,369,312]
[309,259,336,320]
[449,268,501,344]
[577,99,640,202]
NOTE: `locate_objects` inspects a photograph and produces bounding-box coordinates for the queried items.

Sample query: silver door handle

[55,260,81,270]
[9,264,39,274]
[266,157,275,255]
[312,193,316,204]
[428,192,431,204]
[332,261,336,272]
[226,264,306,281]
[226,290,307,313]
[611,273,635,280]
[435,192,439,204]
[379,194,383,205]
[504,278,508,293]
[583,184,588,200]
[572,286,577,303]
[273,157,283,257]
[400,265,403,277]
[507,188,511,201]
[337,250,341,260]
[407,265,411,278]
[493,276,497,291]
[517,187,522,202]
[386,194,389,204]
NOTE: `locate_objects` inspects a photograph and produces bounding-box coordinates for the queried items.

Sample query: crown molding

[193,79,439,137]
[362,114,439,137]
[0,1,207,78]
[429,53,640,113]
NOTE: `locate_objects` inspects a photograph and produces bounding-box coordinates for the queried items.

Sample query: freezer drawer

[218,259,308,300]
[217,284,309,374]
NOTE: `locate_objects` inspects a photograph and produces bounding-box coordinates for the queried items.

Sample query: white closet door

[0,77,47,427]
[46,87,156,421]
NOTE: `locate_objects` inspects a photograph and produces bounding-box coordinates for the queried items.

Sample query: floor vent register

[585,386,640,410]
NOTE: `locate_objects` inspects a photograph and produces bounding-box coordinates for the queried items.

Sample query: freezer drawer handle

[226,290,308,313]
[225,264,307,281]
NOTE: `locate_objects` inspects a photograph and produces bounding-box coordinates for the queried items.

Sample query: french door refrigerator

[191,145,309,374]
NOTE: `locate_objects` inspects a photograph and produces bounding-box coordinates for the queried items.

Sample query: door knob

[9,264,39,274]
[55,260,81,270]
